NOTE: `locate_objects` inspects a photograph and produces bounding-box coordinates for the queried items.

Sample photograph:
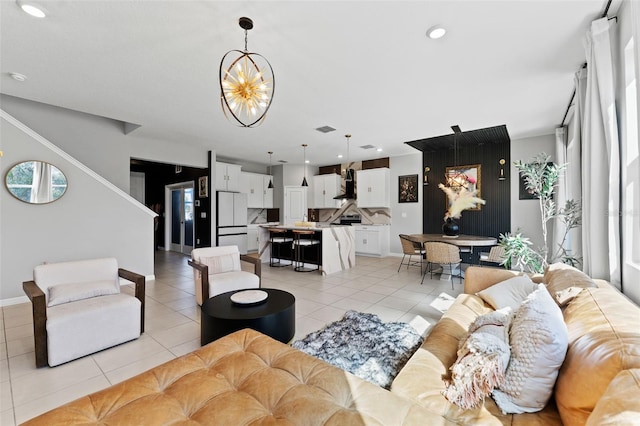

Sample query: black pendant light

[267,151,274,188]
[301,144,308,187]
[345,134,353,182]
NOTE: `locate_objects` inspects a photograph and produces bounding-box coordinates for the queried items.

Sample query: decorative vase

[442,218,459,237]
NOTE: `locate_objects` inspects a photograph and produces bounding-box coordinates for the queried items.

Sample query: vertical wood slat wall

[422,140,510,241]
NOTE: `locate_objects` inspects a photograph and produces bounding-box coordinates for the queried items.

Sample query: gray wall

[1,111,155,301]
[0,96,214,304]
[389,153,423,254]
[509,134,556,251]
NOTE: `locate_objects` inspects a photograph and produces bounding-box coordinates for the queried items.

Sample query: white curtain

[30,162,52,203]
[552,127,568,259]
[579,17,621,285]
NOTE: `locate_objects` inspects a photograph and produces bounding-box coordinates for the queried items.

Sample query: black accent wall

[407,125,511,261]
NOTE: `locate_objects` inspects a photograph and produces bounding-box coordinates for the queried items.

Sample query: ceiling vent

[315,125,336,133]
[360,144,376,149]
[278,160,288,163]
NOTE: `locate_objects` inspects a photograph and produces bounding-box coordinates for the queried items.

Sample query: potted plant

[499,153,581,273]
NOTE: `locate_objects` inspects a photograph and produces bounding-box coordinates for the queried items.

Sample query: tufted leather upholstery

[23,328,454,426]
[393,266,640,425]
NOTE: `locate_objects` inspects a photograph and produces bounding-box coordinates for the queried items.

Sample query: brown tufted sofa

[22,328,454,426]
[23,266,640,425]
[392,266,640,425]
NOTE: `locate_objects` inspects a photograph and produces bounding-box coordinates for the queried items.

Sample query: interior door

[284,186,307,225]
[166,182,194,254]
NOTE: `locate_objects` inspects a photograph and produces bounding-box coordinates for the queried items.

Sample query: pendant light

[445,125,467,188]
[267,151,274,188]
[344,134,353,182]
[301,144,308,187]
[219,17,275,127]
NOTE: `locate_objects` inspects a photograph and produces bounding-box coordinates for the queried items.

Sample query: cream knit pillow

[492,284,568,414]
[476,275,537,311]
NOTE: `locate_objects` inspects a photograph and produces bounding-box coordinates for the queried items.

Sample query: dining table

[408,234,498,281]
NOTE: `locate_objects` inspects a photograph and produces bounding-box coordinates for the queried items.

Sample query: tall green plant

[499,153,581,273]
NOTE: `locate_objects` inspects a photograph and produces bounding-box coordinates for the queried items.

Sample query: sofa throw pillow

[492,284,568,414]
[476,275,537,311]
[201,253,241,274]
[443,308,512,410]
[544,263,597,305]
[48,279,120,307]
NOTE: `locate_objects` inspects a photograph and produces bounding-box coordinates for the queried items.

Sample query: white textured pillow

[492,284,568,414]
[48,280,120,307]
[202,253,240,274]
[477,275,537,311]
[443,308,512,409]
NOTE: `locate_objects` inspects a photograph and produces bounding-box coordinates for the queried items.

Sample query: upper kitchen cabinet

[215,162,242,192]
[356,168,390,208]
[240,172,273,208]
[312,174,341,208]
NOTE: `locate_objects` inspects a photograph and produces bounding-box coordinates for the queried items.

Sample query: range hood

[333,169,356,200]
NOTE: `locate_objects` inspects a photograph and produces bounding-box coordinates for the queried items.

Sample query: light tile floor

[0,251,464,424]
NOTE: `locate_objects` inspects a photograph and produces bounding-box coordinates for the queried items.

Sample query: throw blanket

[292,310,423,389]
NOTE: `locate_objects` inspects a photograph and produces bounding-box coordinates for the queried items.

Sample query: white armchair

[189,246,261,305]
[22,257,145,367]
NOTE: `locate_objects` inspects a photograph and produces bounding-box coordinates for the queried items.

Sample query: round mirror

[5,161,68,204]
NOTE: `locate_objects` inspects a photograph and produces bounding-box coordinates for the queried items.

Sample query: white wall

[509,134,556,251]
[1,111,156,302]
[389,153,423,254]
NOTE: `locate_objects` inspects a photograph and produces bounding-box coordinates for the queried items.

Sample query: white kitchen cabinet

[241,172,273,208]
[356,168,390,208]
[215,162,242,192]
[354,225,390,257]
[247,225,259,252]
[312,174,341,208]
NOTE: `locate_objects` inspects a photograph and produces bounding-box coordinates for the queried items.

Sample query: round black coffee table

[201,288,295,345]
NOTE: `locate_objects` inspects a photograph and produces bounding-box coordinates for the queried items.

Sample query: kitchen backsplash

[311,201,390,225]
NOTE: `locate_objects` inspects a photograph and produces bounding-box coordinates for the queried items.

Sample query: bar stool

[292,229,320,272]
[268,228,292,267]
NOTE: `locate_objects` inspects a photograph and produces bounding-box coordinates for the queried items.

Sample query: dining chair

[479,245,506,267]
[398,234,425,273]
[422,242,462,288]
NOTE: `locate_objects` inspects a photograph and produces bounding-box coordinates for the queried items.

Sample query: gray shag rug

[292,310,424,389]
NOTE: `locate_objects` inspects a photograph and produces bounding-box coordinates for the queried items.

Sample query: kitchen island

[257,224,355,275]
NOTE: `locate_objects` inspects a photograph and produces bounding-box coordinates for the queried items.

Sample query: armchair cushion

[47,293,141,366]
[207,271,259,298]
[48,280,120,307]
[201,253,240,274]
[34,258,120,306]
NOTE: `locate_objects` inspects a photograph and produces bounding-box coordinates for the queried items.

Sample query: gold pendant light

[219,17,275,127]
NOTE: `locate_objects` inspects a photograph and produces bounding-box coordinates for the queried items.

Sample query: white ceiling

[0,0,608,167]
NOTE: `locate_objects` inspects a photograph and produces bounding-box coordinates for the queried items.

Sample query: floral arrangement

[439,183,485,221]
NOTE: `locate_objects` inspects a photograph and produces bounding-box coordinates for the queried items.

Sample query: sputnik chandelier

[219,17,275,127]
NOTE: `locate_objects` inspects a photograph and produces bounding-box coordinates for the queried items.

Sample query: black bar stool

[292,229,320,272]
[268,228,292,267]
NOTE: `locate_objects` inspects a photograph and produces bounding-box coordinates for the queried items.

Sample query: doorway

[284,186,307,225]
[165,182,195,254]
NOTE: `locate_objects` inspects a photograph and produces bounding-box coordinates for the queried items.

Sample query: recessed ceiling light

[9,72,27,82]
[17,1,46,18]
[337,154,343,159]
[427,25,446,39]
[376,148,383,152]
[305,160,309,164]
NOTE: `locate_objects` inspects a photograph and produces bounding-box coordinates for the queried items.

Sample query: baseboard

[1,295,29,307]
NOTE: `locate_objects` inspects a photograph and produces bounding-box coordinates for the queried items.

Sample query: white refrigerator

[216,191,248,254]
